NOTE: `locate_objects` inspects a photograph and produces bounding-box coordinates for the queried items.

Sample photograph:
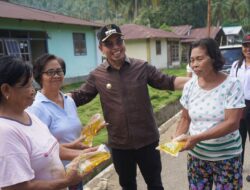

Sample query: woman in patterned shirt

[174,38,245,190]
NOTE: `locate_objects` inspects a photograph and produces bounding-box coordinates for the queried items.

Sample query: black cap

[97,24,123,42]
[242,34,250,44]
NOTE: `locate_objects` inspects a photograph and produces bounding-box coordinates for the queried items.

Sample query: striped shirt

[180,75,245,161]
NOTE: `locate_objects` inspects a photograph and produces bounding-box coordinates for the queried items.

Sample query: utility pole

[207,0,211,37]
[134,0,138,19]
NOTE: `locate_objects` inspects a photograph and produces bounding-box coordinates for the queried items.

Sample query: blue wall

[0,18,100,78]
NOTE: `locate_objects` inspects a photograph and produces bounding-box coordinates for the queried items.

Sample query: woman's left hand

[82,146,99,153]
[64,136,89,150]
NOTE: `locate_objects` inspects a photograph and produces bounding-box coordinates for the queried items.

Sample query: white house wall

[124,40,148,62]
[124,39,168,69]
[150,39,168,69]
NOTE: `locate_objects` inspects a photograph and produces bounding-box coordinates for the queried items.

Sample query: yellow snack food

[81,113,106,147]
[66,144,111,177]
[157,141,186,157]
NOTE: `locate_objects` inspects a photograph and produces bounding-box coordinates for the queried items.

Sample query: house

[171,25,226,62]
[0,1,102,84]
[120,24,182,69]
[170,25,193,63]
[171,25,192,36]
[222,26,245,45]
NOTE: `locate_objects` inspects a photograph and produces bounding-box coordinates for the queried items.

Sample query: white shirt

[230,60,250,100]
[0,113,67,190]
[180,76,245,161]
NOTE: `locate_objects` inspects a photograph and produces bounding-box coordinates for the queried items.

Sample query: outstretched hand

[65,158,84,186]
[68,136,89,150]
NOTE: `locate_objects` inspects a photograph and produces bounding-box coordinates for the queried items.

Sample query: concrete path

[84,113,250,190]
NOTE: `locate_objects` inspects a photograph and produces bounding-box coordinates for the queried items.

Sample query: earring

[6,96,8,100]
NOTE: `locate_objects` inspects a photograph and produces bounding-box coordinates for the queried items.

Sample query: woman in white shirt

[230,34,250,181]
[0,56,84,190]
[174,38,245,189]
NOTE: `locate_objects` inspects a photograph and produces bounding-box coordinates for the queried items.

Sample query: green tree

[8,0,249,31]
[242,0,250,32]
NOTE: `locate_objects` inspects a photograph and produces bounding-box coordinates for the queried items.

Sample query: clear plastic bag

[81,114,107,147]
[66,144,111,177]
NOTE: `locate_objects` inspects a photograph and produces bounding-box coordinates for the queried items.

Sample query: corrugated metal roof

[171,25,192,36]
[120,24,181,40]
[0,1,102,28]
[223,26,242,35]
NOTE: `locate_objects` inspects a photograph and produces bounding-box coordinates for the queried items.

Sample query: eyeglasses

[42,69,64,77]
[243,43,250,48]
[103,38,124,49]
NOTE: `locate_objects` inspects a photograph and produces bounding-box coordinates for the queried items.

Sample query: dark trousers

[111,141,164,190]
[240,100,250,165]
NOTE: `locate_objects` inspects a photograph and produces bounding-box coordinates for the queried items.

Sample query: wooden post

[207,0,211,37]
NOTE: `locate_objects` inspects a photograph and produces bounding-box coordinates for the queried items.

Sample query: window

[170,42,179,61]
[0,30,47,63]
[19,40,31,62]
[4,39,21,58]
[156,40,161,55]
[73,33,87,56]
[3,39,31,62]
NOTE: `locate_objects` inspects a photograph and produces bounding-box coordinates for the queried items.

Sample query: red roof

[120,24,180,40]
[0,1,102,28]
[181,26,222,43]
[171,25,192,36]
[190,26,221,39]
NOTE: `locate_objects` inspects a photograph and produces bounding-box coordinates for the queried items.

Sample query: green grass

[62,64,187,145]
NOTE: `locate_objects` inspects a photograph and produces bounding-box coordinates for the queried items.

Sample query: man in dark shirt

[71,24,188,190]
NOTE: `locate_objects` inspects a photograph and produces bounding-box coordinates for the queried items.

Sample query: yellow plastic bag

[157,141,186,157]
[66,144,111,177]
[81,114,106,147]
[156,134,187,157]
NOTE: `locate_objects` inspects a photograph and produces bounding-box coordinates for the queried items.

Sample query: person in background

[229,34,250,182]
[186,64,193,77]
[70,24,189,190]
[28,54,97,190]
[174,38,245,189]
[0,56,84,190]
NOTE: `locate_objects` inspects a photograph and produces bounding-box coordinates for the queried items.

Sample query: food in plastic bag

[81,113,107,147]
[156,134,187,157]
[66,144,111,177]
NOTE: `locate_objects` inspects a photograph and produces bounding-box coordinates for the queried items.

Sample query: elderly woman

[174,38,245,189]
[28,54,96,190]
[0,56,83,189]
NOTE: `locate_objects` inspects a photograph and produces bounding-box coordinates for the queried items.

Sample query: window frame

[170,41,179,62]
[156,40,161,55]
[72,33,87,56]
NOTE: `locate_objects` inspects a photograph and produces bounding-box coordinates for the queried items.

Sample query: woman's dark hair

[57,56,66,71]
[33,54,66,87]
[189,38,225,71]
[0,55,32,101]
[234,51,245,77]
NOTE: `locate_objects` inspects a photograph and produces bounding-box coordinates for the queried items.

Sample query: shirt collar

[103,56,131,70]
[35,91,67,103]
